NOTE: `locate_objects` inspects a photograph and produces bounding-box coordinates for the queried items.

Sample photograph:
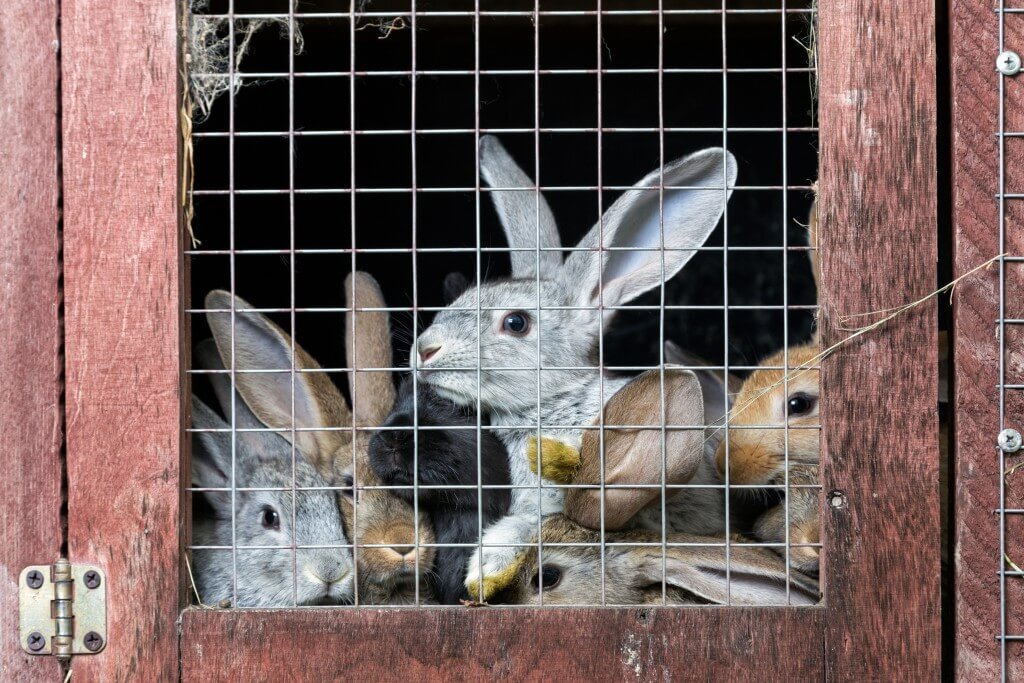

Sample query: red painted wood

[181,607,824,681]
[818,0,941,680]
[0,2,63,680]
[60,0,183,679]
[951,2,1024,679]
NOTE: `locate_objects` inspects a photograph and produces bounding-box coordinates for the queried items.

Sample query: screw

[999,428,1022,453]
[83,570,101,589]
[27,632,45,652]
[998,50,1022,76]
[829,490,847,509]
[83,631,103,652]
[26,570,44,589]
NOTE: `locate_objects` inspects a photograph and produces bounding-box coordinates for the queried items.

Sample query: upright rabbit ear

[564,368,705,530]
[442,272,470,305]
[559,148,736,324]
[663,340,740,428]
[479,135,562,279]
[195,338,270,434]
[345,272,396,427]
[632,542,819,606]
[190,396,234,516]
[205,290,352,471]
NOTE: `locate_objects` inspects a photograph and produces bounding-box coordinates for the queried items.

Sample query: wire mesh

[184,0,821,609]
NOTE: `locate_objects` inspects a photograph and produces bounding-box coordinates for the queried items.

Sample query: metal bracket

[19,561,106,657]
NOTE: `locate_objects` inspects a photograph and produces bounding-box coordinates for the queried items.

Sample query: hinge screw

[829,490,847,508]
[999,428,1022,453]
[83,632,103,652]
[998,50,1022,76]
[27,632,45,652]
[25,570,44,589]
[83,570,101,589]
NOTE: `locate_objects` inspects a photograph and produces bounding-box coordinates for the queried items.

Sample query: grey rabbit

[190,394,355,607]
[369,272,512,604]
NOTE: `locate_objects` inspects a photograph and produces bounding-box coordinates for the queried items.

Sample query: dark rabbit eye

[501,311,531,336]
[787,393,816,417]
[531,566,562,592]
[341,474,355,500]
[260,507,280,530]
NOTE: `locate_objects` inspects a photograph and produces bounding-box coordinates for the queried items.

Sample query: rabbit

[368,376,512,604]
[189,395,355,607]
[411,135,736,599]
[488,514,818,606]
[525,366,720,533]
[713,199,822,572]
[201,272,437,604]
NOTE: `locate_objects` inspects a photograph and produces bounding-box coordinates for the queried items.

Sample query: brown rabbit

[490,515,818,606]
[203,273,436,604]
[526,367,723,534]
[713,199,821,572]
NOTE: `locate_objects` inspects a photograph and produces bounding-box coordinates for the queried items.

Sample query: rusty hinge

[19,560,106,658]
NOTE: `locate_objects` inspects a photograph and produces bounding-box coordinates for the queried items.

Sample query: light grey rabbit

[411,136,737,599]
[190,395,355,607]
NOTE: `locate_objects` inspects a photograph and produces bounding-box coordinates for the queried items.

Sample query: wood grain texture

[951,2,1024,680]
[60,0,183,680]
[0,2,63,680]
[817,1,941,680]
[181,607,823,681]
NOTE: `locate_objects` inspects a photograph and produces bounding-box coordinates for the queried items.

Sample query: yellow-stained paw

[464,554,525,602]
[526,436,581,483]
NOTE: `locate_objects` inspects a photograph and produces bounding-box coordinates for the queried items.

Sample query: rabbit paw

[463,545,526,602]
[526,436,581,484]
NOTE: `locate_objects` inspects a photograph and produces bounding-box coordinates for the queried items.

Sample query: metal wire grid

[185,1,820,608]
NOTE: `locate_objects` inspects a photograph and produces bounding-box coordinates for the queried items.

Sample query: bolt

[998,50,1022,76]
[999,428,1022,453]
[26,570,44,589]
[27,632,45,652]
[83,631,103,652]
[636,608,651,624]
[83,570,101,589]
[829,490,847,509]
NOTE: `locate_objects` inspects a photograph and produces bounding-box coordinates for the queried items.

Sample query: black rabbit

[368,272,511,604]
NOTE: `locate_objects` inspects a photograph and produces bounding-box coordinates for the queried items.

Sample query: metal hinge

[19,560,107,658]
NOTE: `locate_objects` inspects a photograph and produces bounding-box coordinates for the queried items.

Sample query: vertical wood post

[818,1,941,679]
[60,0,183,679]
[0,1,64,680]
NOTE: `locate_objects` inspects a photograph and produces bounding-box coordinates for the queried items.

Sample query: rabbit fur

[412,136,736,598]
[202,272,436,604]
[190,395,355,607]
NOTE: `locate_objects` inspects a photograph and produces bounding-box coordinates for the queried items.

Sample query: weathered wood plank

[951,2,1024,680]
[60,0,183,679]
[0,2,63,680]
[818,1,941,679]
[181,607,824,681]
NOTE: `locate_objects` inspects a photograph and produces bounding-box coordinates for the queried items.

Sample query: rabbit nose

[389,544,415,558]
[418,342,441,364]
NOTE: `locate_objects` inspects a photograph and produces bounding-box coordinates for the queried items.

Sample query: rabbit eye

[260,507,280,531]
[786,392,816,417]
[531,566,562,592]
[501,311,531,336]
[341,474,356,500]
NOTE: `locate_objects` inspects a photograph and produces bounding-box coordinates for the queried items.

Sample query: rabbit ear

[345,272,396,427]
[205,290,352,470]
[442,272,470,305]
[663,340,739,419]
[190,396,235,515]
[632,543,819,606]
[479,135,562,279]
[559,148,736,322]
[195,338,269,434]
[564,368,705,530]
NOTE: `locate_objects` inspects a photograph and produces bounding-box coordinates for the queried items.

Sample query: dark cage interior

[186,0,820,608]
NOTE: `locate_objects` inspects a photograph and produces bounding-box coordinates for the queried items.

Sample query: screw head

[999,428,1022,453]
[26,570,44,589]
[998,50,1022,76]
[829,490,847,509]
[83,631,103,652]
[83,570,101,589]
[27,632,45,652]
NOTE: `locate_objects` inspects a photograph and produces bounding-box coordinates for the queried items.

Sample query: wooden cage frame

[0,0,953,679]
